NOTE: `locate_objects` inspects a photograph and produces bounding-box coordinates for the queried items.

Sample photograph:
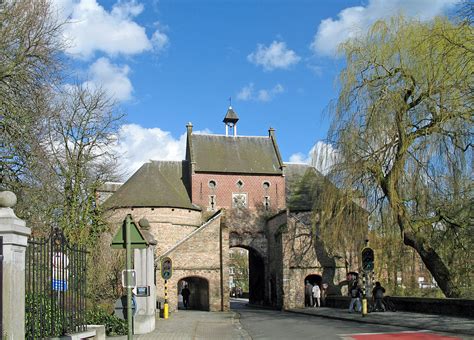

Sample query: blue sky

[56,0,461,178]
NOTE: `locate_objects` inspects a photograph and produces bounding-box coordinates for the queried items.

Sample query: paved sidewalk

[287,307,474,336]
[108,310,251,339]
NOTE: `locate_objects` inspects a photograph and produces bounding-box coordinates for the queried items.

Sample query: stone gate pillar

[133,218,157,334]
[0,191,31,340]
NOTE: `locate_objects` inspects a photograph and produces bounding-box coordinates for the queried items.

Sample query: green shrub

[86,307,128,336]
[25,294,66,339]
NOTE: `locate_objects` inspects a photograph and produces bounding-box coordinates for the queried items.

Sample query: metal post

[164,279,169,319]
[126,215,133,339]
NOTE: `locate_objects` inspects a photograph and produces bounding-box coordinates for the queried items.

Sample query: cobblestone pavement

[108,309,251,340]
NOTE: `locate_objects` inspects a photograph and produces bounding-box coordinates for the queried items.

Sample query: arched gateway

[99,106,367,312]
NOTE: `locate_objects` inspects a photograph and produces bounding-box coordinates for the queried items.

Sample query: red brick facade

[191,173,286,211]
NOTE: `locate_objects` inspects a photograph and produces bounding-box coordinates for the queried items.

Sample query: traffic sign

[111,219,148,249]
[121,269,137,288]
[161,257,172,280]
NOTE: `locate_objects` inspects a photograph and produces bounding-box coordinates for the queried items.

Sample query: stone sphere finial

[138,217,150,230]
[0,191,17,208]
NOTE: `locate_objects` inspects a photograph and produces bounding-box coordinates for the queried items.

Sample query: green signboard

[111,218,148,249]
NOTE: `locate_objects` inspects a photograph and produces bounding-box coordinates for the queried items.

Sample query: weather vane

[228,96,232,107]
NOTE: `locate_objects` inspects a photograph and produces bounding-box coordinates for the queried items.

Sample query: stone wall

[325,296,474,317]
[105,207,202,256]
[157,213,229,312]
[266,212,287,308]
[281,214,323,309]
[191,173,286,211]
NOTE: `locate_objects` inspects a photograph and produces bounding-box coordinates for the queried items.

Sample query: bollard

[362,298,367,316]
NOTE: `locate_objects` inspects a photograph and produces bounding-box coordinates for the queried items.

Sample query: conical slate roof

[102,161,199,210]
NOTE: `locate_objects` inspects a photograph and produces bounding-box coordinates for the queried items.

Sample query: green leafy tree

[327,16,473,297]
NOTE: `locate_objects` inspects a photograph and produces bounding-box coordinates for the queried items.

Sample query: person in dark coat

[372,281,386,312]
[181,285,190,309]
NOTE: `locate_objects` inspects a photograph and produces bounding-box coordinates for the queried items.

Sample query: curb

[285,309,474,337]
[232,311,253,340]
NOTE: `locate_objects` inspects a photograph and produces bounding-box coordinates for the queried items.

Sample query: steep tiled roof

[102,161,199,210]
[189,134,284,174]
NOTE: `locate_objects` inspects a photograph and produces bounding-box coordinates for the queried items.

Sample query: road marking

[339,330,461,340]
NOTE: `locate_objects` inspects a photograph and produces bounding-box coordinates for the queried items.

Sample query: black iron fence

[25,228,87,339]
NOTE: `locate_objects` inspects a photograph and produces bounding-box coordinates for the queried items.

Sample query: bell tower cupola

[223,104,239,137]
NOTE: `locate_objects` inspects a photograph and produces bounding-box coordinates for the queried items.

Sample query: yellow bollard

[164,302,169,319]
[362,298,367,317]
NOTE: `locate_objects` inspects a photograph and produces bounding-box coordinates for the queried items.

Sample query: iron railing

[25,228,87,339]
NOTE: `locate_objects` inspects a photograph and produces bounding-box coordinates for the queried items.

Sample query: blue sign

[52,279,68,291]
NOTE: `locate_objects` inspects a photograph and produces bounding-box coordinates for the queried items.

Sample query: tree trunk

[403,231,460,297]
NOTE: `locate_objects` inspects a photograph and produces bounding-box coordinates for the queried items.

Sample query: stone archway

[229,244,266,305]
[178,277,209,311]
[227,211,269,306]
[305,274,322,287]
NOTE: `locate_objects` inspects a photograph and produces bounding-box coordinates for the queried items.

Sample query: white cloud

[247,41,301,71]
[311,0,461,57]
[113,124,212,178]
[289,141,339,175]
[237,84,254,101]
[58,0,169,59]
[113,124,187,177]
[151,29,169,51]
[83,57,133,102]
[237,83,285,102]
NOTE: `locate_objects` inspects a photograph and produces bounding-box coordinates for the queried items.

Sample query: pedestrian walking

[304,281,314,307]
[312,284,321,307]
[181,284,190,309]
[348,281,362,313]
[372,281,386,312]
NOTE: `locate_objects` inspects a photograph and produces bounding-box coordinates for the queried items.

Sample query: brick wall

[191,173,286,211]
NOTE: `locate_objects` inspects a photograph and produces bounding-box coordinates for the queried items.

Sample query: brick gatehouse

[99,107,366,312]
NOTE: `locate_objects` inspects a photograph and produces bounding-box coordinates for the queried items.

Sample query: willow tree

[327,17,473,297]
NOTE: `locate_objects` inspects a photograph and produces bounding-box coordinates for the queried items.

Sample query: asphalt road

[231,299,469,340]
